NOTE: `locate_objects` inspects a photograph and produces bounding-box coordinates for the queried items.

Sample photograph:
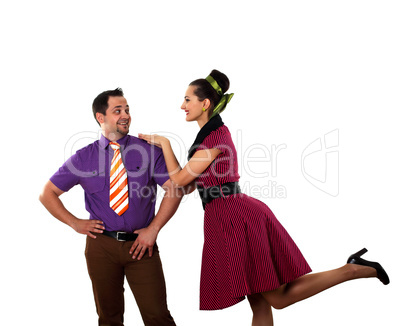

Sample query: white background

[1,1,401,325]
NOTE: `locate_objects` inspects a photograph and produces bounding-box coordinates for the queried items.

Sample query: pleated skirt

[200,193,312,310]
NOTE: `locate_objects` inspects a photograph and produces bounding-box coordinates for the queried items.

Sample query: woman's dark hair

[189,69,230,112]
[92,88,124,125]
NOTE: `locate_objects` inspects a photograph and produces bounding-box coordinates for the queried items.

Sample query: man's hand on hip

[71,218,105,239]
[130,227,159,260]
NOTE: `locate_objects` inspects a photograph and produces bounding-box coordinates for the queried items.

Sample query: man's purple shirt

[50,134,169,232]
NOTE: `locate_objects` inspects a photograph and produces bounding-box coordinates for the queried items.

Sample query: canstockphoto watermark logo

[301,129,339,196]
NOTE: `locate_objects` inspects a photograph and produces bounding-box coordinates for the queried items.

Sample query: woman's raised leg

[261,263,377,310]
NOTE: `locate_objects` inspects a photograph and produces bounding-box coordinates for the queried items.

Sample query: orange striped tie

[109,142,129,215]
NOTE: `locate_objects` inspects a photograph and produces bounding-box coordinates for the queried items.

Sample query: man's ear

[96,112,104,125]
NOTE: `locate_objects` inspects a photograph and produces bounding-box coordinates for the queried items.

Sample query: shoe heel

[347,248,368,264]
[354,248,368,258]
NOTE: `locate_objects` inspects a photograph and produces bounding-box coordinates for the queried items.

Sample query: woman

[139,70,389,325]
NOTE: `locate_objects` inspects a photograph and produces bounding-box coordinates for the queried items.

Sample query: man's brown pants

[85,235,176,326]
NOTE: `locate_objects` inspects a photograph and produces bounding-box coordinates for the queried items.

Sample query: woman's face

[181,86,208,122]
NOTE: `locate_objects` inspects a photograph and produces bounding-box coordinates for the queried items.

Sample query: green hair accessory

[205,75,234,119]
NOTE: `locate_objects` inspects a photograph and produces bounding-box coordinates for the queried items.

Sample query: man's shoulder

[127,134,148,146]
[73,139,102,160]
[126,135,163,154]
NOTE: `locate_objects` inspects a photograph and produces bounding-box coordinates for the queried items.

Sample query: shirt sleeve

[151,148,170,187]
[50,154,81,192]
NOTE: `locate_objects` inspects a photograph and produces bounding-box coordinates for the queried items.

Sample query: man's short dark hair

[92,88,124,125]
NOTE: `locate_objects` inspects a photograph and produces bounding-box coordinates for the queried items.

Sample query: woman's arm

[139,134,221,188]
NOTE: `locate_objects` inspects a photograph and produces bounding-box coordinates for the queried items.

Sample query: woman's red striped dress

[195,125,312,310]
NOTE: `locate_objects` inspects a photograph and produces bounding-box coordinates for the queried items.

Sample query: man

[39,88,181,326]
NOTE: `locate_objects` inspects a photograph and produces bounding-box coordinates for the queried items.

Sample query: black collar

[187,115,224,160]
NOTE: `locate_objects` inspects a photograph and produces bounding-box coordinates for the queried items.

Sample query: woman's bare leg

[247,293,274,326]
[261,264,377,310]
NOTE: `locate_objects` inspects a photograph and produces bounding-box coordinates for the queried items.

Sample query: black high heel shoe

[347,248,390,285]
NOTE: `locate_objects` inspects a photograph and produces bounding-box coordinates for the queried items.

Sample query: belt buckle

[116,231,126,241]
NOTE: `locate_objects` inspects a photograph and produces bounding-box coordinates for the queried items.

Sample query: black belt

[197,182,241,209]
[103,230,138,242]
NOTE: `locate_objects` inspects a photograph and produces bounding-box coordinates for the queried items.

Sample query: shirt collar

[100,133,130,150]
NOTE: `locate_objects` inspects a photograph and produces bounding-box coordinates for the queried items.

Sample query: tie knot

[109,142,120,151]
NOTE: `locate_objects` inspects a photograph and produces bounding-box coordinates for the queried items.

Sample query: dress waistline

[197,182,241,210]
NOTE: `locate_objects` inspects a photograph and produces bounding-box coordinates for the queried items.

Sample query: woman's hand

[138,133,168,148]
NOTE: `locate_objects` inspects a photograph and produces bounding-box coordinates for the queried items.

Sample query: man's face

[97,96,131,141]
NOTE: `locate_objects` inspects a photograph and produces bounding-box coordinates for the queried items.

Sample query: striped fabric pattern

[109,142,129,216]
[195,126,311,310]
[195,126,239,188]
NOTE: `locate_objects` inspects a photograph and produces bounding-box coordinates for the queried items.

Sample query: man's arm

[39,180,105,238]
[129,179,183,260]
